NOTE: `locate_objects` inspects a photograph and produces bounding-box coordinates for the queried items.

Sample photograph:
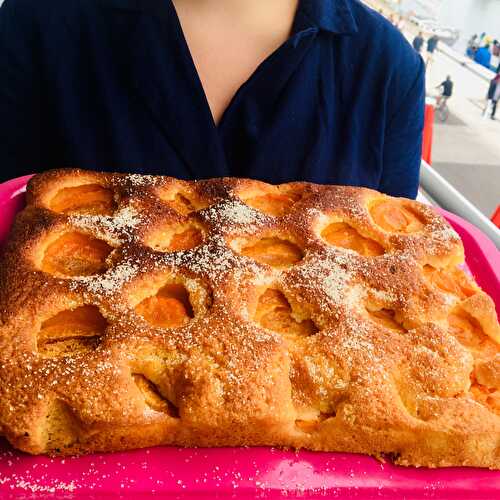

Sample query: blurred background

[366,0,500,232]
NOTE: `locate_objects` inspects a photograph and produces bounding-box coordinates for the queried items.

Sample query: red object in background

[492,205,500,228]
[422,104,434,164]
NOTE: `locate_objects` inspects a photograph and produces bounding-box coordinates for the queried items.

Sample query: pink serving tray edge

[0,175,498,499]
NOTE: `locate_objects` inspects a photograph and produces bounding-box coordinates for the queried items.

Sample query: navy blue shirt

[0,0,425,197]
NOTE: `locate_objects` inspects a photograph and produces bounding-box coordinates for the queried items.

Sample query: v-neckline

[167,0,300,131]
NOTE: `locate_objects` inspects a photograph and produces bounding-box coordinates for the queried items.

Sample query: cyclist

[436,75,453,108]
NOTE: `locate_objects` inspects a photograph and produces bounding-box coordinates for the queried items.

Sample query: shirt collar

[103,0,358,35]
[296,0,358,35]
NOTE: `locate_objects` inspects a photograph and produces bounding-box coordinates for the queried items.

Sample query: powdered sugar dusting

[69,206,142,244]
[123,173,159,187]
[70,259,140,296]
[322,266,354,305]
[433,226,461,243]
[203,199,267,228]
[369,288,399,303]
[295,255,354,307]
[0,475,77,494]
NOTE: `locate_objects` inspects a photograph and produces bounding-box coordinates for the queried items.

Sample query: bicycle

[435,95,450,123]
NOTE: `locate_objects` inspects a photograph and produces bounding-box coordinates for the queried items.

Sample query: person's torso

[442,81,453,96]
[22,0,407,190]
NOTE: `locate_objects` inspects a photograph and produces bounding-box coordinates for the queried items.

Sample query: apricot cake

[0,169,499,468]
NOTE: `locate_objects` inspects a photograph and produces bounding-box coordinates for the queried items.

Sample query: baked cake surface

[0,169,499,468]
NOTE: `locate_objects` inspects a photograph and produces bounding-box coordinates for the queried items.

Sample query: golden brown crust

[0,168,499,468]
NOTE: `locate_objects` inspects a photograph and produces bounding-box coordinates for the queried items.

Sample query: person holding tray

[0,0,424,198]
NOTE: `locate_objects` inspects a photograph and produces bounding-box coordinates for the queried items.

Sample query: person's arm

[380,52,425,199]
[0,0,43,181]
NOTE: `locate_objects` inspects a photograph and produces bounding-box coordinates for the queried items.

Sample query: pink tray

[0,176,499,499]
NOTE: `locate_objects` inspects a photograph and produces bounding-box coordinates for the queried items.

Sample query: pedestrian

[493,40,500,57]
[468,33,478,48]
[491,84,500,120]
[474,44,492,69]
[0,0,427,198]
[413,32,424,53]
[484,73,500,117]
[425,35,439,68]
[488,74,500,119]
[466,34,478,58]
[435,75,453,109]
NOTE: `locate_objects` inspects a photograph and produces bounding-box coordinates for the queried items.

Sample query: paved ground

[429,162,499,215]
